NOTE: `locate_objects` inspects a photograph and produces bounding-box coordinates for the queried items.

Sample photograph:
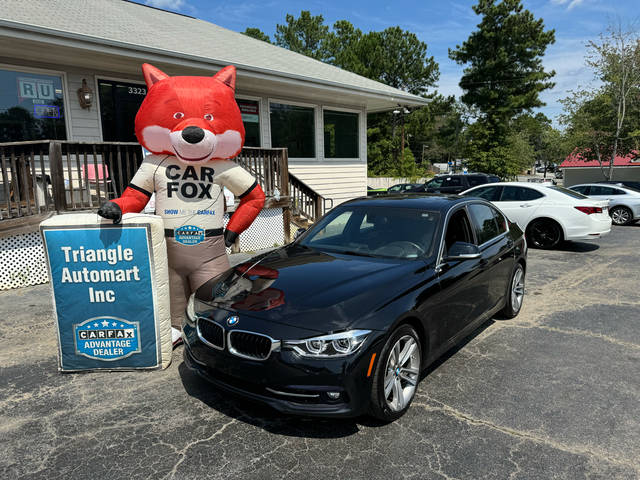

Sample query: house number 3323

[128,87,147,95]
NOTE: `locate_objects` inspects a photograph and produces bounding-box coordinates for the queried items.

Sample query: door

[494,186,545,230]
[426,207,484,345]
[586,185,625,204]
[467,203,515,314]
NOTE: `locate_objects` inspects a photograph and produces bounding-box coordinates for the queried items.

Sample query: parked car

[536,164,556,174]
[460,182,612,249]
[367,186,387,196]
[412,173,501,195]
[568,184,640,225]
[597,180,640,192]
[554,169,563,179]
[184,195,527,421]
[387,183,423,194]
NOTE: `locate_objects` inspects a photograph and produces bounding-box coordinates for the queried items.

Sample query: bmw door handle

[520,203,532,208]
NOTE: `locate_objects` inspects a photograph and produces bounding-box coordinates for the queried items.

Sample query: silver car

[568,183,640,225]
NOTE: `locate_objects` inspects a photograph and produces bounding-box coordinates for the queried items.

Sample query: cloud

[550,0,586,11]
[145,0,187,10]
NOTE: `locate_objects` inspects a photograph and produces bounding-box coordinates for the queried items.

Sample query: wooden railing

[0,140,144,219]
[0,141,330,238]
[235,146,330,227]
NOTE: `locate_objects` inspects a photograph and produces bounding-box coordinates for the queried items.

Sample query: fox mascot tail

[98,64,265,330]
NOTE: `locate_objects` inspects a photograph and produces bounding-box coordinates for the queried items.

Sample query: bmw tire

[499,262,525,319]
[369,324,421,422]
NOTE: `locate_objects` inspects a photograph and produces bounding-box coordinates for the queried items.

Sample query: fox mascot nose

[181,126,205,144]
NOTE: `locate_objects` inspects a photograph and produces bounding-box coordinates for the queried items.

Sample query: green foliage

[243,28,271,43]
[328,27,439,96]
[449,0,556,177]
[560,25,640,179]
[274,11,329,60]
[405,96,470,166]
[449,0,555,123]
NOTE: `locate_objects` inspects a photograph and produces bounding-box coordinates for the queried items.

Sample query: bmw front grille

[196,317,224,350]
[228,330,280,361]
[196,318,280,361]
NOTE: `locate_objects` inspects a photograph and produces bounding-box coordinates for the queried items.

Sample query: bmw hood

[195,245,427,333]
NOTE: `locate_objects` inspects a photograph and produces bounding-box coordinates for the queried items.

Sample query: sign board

[238,100,259,123]
[41,221,168,371]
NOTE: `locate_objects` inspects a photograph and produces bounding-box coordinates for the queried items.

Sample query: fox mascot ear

[142,63,170,88]
[213,65,236,91]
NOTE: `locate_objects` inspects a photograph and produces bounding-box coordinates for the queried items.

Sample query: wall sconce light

[77,79,94,109]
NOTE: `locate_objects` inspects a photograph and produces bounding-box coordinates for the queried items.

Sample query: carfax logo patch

[74,317,141,361]
[174,225,205,245]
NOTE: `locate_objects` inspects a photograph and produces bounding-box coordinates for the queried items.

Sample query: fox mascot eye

[173,112,184,119]
[204,114,213,121]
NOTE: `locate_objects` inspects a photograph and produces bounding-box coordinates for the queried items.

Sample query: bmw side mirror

[294,227,307,240]
[444,242,481,260]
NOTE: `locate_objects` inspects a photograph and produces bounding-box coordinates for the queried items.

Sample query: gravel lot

[1,225,639,479]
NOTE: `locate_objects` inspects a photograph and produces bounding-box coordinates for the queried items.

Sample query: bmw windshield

[298,205,440,259]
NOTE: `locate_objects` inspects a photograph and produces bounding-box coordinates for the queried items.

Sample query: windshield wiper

[338,250,376,258]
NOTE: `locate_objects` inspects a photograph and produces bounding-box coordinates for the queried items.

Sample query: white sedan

[568,183,640,226]
[460,182,612,249]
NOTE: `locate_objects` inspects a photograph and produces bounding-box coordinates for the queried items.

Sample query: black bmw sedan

[183,195,527,421]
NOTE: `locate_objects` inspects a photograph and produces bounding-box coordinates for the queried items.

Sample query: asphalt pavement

[1,225,639,479]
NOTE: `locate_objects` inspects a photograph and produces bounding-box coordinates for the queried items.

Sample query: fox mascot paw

[98,63,265,327]
[97,201,122,224]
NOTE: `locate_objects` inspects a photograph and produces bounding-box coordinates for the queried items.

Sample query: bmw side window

[491,207,507,234]
[571,186,589,194]
[610,188,625,195]
[444,209,474,255]
[467,203,500,245]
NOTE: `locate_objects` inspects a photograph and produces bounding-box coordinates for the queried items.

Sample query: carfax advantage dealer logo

[74,316,141,361]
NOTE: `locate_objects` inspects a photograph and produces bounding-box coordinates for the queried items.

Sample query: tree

[449,0,555,176]
[274,11,329,60]
[256,13,441,176]
[561,25,640,180]
[405,96,467,166]
[243,27,271,43]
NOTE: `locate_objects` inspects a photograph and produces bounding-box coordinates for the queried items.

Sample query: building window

[98,79,147,142]
[0,68,67,142]
[270,103,315,158]
[324,110,358,158]
[237,99,260,147]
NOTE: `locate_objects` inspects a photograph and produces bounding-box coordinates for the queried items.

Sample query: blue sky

[142,0,638,122]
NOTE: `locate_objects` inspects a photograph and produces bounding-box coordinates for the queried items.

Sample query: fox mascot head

[135,63,245,164]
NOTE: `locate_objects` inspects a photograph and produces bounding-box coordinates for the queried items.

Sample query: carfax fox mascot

[97,64,265,345]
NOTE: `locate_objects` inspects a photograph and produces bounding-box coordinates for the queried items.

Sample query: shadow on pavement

[178,359,363,438]
[554,241,600,252]
[177,318,496,436]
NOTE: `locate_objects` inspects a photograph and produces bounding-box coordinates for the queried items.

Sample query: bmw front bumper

[182,316,384,418]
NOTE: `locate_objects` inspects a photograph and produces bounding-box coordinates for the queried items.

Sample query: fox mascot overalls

[98,64,265,337]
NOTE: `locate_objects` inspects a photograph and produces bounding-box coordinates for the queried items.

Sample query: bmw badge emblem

[226,315,239,327]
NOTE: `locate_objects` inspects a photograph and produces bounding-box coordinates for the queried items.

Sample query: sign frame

[41,223,163,372]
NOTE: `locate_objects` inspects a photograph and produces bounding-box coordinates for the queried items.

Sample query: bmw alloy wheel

[383,335,420,412]
[511,266,525,313]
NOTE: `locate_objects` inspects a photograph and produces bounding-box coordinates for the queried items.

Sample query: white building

[0,0,428,206]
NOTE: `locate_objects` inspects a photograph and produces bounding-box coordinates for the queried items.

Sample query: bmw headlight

[283,330,371,358]
[186,293,196,324]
